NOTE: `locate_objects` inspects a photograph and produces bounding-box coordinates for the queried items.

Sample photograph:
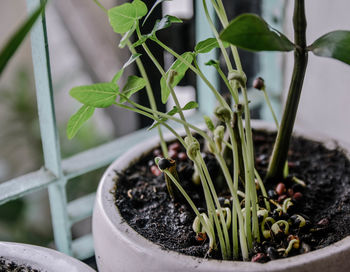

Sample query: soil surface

[114,130,350,262]
[0,257,40,272]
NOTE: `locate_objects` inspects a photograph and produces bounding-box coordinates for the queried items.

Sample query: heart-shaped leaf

[120,75,146,103]
[220,13,295,52]
[160,52,194,104]
[194,38,229,54]
[309,30,350,65]
[108,0,147,34]
[67,105,95,139]
[70,83,118,108]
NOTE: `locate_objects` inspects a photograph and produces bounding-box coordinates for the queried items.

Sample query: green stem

[266,0,308,180]
[93,0,107,13]
[126,40,168,158]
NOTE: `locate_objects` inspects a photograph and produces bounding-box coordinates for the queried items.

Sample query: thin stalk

[126,40,168,157]
[194,158,229,259]
[197,155,232,258]
[241,86,260,243]
[262,87,279,128]
[136,27,193,141]
[266,0,308,180]
[152,38,229,110]
[93,0,107,13]
[254,169,270,211]
[164,169,216,250]
[215,153,249,260]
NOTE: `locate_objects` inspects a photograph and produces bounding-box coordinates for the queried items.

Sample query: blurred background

[0,0,349,251]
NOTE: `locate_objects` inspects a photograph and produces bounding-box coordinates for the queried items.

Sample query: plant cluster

[68,0,350,261]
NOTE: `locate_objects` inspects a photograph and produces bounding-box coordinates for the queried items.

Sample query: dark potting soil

[0,257,41,272]
[114,130,350,262]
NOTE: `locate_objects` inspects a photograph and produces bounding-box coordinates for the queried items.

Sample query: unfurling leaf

[70,83,118,108]
[160,52,194,104]
[120,75,146,103]
[194,38,229,54]
[309,30,350,65]
[182,101,198,110]
[220,14,295,52]
[108,0,147,34]
[150,15,182,36]
[67,105,95,139]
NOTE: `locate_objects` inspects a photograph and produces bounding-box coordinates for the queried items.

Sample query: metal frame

[0,0,284,260]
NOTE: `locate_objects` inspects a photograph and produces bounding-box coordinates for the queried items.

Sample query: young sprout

[261,217,276,239]
[284,235,300,256]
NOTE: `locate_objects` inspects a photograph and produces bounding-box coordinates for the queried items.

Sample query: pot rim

[0,241,95,272]
[94,120,350,271]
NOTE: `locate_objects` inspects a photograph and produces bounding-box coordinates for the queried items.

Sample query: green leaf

[205,59,220,67]
[111,53,141,84]
[119,23,137,48]
[182,101,198,110]
[194,38,228,54]
[148,106,179,130]
[309,30,350,65]
[67,105,95,139]
[108,0,147,34]
[0,1,47,75]
[70,83,118,108]
[220,13,294,52]
[151,15,182,36]
[143,0,170,26]
[120,75,146,103]
[160,52,194,104]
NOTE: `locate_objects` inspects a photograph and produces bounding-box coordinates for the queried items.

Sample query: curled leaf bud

[214,125,225,152]
[204,115,215,132]
[185,137,200,161]
[214,106,231,123]
[253,77,265,90]
[228,70,247,87]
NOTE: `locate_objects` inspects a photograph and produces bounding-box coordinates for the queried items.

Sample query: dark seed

[150,165,161,176]
[293,192,303,201]
[276,183,286,196]
[158,158,171,170]
[251,253,267,263]
[253,77,265,90]
[266,247,279,260]
[287,188,294,197]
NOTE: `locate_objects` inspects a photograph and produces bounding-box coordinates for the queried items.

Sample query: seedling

[67,0,350,262]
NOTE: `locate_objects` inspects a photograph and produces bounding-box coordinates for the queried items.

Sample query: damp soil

[114,130,350,262]
[0,257,41,272]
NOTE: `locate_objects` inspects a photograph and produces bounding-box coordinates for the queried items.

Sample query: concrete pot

[93,121,350,272]
[0,242,95,271]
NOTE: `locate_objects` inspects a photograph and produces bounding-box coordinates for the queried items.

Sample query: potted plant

[0,242,95,272]
[67,0,350,271]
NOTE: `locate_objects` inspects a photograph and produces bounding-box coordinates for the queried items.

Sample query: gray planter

[0,242,95,272]
[93,121,350,272]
